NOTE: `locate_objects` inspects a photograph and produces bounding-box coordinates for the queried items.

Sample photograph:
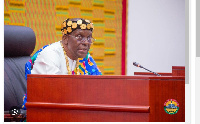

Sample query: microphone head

[133,62,143,68]
[133,62,139,67]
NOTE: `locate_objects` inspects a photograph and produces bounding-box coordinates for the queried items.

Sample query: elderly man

[22,18,101,110]
[30,18,101,75]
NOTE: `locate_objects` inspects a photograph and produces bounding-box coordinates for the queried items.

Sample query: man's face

[66,29,92,59]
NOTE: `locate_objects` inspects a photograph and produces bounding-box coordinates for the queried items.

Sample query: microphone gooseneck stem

[140,66,161,76]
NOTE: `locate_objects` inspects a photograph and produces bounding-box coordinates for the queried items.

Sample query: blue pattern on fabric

[81,56,102,75]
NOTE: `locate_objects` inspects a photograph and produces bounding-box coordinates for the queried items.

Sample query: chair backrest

[4,25,36,111]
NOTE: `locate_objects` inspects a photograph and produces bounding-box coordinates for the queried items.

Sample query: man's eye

[76,35,82,39]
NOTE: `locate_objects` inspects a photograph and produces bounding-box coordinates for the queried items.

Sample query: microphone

[133,62,161,76]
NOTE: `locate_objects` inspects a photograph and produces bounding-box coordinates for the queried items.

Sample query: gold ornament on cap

[67,20,72,26]
[87,24,91,29]
[64,29,67,34]
[85,19,90,23]
[72,23,77,29]
[80,24,86,29]
[67,27,72,33]
[77,20,82,25]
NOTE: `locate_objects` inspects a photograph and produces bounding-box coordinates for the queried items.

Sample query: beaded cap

[61,18,94,35]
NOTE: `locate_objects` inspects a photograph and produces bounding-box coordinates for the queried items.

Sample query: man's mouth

[78,48,88,52]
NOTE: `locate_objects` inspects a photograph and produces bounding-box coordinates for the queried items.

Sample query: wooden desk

[26,75,185,122]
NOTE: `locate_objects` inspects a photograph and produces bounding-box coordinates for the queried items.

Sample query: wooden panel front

[27,75,150,122]
[149,77,185,122]
[27,75,149,105]
[26,75,185,122]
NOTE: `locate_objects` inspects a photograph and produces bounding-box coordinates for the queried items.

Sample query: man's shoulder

[40,41,62,53]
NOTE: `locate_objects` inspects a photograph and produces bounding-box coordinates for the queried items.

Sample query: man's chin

[77,53,87,58]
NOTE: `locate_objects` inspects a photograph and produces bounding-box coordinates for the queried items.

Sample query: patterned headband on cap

[61,18,94,35]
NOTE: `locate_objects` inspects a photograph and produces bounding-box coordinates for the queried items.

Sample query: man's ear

[62,35,68,45]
